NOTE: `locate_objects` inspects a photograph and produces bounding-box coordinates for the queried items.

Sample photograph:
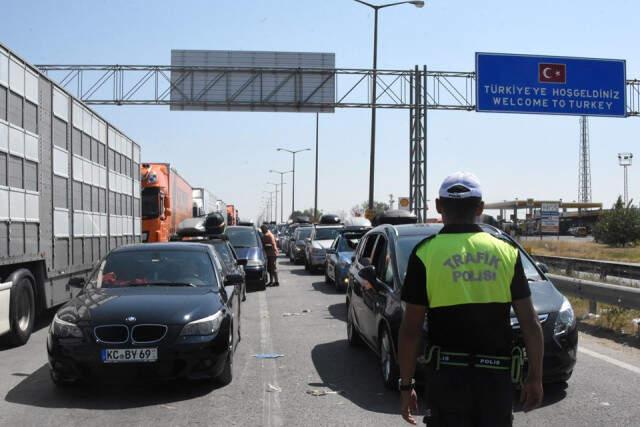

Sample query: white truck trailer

[0,43,142,346]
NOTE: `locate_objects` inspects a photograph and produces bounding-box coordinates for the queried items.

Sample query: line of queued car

[279,211,578,391]
[47,212,271,387]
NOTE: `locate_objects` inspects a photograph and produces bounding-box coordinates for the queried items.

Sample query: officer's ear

[435,198,443,214]
[475,201,485,217]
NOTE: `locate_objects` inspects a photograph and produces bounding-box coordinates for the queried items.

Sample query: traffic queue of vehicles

[278,213,578,391]
[0,43,239,354]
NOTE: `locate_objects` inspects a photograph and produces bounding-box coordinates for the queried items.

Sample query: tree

[289,208,323,222]
[351,200,390,217]
[592,196,640,247]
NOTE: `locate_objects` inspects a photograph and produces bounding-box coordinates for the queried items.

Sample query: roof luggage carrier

[170,213,228,241]
[372,209,418,226]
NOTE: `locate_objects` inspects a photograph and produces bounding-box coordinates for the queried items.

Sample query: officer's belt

[425,345,526,384]
[425,346,510,370]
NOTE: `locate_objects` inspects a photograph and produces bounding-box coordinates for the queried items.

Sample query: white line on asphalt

[578,346,640,375]
[259,291,283,427]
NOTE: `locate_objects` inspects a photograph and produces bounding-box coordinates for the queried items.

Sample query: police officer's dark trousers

[423,366,513,427]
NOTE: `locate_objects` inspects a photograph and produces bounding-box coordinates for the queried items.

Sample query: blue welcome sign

[476,53,626,117]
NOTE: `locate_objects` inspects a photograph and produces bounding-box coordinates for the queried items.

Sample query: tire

[380,328,400,390]
[215,324,234,386]
[7,272,36,347]
[49,369,78,388]
[346,304,362,347]
[242,283,247,302]
[324,268,331,284]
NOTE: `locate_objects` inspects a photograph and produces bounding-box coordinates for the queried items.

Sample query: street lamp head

[409,0,425,8]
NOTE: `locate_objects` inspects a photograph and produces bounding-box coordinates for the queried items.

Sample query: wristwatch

[398,378,415,391]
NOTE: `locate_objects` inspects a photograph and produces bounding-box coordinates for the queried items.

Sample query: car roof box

[343,217,371,228]
[204,212,227,235]
[293,215,311,224]
[319,214,341,225]
[175,217,206,237]
[372,209,418,226]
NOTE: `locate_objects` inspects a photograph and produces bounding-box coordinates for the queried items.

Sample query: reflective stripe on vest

[416,232,518,309]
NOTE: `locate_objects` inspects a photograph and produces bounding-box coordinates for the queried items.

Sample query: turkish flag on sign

[538,63,566,83]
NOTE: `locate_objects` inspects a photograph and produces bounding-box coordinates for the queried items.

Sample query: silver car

[304,225,344,272]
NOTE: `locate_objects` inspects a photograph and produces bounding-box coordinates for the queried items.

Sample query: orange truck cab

[140,163,193,242]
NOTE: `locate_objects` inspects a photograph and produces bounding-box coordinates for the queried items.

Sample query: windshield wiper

[129,282,198,287]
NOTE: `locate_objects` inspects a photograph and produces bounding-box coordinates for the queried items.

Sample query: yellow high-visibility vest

[415,232,518,309]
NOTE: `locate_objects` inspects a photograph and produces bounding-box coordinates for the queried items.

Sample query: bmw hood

[57,287,223,326]
[234,246,260,260]
[312,240,333,250]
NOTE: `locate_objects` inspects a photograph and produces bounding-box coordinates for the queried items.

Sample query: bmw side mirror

[536,262,549,274]
[67,277,85,289]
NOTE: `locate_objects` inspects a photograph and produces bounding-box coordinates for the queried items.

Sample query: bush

[593,196,640,247]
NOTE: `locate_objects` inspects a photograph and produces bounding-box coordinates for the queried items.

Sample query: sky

[3,0,639,221]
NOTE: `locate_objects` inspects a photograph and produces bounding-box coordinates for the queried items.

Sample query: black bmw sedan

[47,243,241,386]
[347,223,577,389]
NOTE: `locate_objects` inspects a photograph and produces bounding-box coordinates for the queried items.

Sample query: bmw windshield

[87,250,218,288]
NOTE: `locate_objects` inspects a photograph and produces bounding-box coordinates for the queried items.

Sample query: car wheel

[324,268,331,284]
[8,272,36,346]
[347,305,362,347]
[49,369,78,387]
[242,284,247,302]
[215,324,234,386]
[380,328,400,390]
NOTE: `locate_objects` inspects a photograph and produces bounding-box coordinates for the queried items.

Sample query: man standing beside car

[397,172,544,426]
[260,224,280,287]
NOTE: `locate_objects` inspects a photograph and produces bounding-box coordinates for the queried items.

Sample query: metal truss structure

[409,66,427,221]
[36,64,640,221]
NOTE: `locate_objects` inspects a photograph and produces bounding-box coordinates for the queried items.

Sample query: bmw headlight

[180,311,224,336]
[554,297,576,336]
[246,259,264,267]
[51,313,83,338]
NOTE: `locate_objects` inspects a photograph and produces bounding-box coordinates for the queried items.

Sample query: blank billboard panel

[170,50,335,113]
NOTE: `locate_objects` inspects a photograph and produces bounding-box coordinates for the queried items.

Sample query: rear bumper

[308,254,326,267]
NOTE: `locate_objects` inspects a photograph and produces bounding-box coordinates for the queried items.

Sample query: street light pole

[354,0,425,212]
[277,148,311,219]
[314,113,320,221]
[267,182,285,223]
[270,169,293,223]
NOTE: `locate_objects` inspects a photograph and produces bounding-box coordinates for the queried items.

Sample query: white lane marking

[259,291,283,427]
[579,346,640,375]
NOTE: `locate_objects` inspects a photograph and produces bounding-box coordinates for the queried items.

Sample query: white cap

[438,172,483,199]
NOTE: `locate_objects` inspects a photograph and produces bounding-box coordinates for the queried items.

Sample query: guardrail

[534,255,640,281]
[547,274,640,311]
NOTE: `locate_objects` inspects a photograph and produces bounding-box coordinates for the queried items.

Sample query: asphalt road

[1,257,639,426]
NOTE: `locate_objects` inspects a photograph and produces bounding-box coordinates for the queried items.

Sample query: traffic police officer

[398,172,544,426]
